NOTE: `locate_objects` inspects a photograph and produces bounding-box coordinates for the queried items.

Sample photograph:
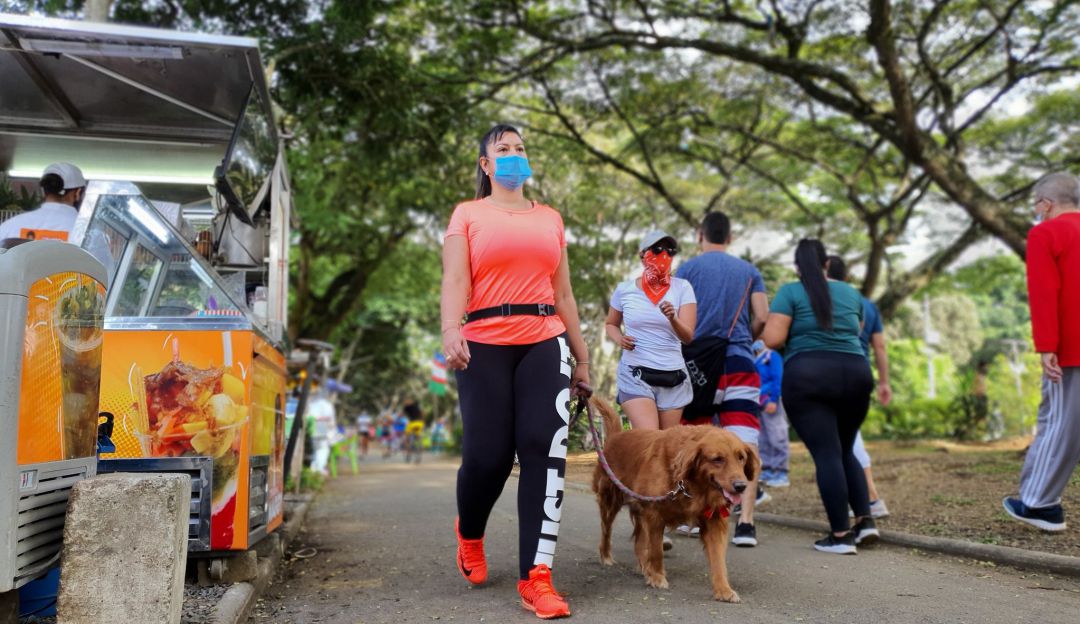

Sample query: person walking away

[763,239,879,554]
[675,211,770,547]
[826,256,891,518]
[442,124,589,619]
[403,398,425,464]
[356,411,373,458]
[1004,172,1080,532]
[753,340,789,488]
[307,389,336,476]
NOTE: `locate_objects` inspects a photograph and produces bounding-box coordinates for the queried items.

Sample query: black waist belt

[464,303,556,323]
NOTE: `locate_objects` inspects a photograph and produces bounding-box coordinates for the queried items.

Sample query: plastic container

[19,567,60,617]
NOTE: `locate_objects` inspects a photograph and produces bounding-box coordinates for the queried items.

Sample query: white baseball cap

[638,229,678,254]
[42,162,87,190]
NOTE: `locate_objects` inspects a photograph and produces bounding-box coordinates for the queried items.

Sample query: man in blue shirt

[676,211,770,546]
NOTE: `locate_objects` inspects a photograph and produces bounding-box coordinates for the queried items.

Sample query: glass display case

[72,181,254,325]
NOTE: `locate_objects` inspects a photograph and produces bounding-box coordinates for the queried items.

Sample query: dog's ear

[673,442,702,481]
[742,443,760,483]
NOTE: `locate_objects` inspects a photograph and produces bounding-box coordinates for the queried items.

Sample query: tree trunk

[85,0,111,21]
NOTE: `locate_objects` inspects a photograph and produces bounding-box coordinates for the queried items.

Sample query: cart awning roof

[0,13,276,185]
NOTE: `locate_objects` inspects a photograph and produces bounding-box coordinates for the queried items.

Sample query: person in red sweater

[1004,172,1080,532]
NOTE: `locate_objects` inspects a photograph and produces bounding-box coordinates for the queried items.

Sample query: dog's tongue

[723,490,742,506]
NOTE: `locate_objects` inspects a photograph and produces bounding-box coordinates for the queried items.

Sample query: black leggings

[456,334,571,579]
[782,351,874,533]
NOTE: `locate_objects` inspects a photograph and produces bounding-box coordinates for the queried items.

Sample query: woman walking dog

[442,123,589,619]
[763,239,879,554]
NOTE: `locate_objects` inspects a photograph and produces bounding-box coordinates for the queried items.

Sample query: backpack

[680,279,753,421]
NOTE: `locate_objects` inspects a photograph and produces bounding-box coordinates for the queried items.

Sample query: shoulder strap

[725,278,754,339]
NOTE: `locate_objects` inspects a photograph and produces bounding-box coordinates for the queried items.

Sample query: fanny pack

[631,365,687,388]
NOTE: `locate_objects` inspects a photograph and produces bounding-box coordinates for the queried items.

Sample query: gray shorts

[616,361,693,412]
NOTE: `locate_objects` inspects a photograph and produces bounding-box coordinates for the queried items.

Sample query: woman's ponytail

[795,238,833,330]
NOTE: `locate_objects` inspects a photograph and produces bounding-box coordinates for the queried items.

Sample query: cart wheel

[209,558,227,582]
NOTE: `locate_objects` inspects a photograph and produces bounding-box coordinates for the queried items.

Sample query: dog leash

[571,384,693,504]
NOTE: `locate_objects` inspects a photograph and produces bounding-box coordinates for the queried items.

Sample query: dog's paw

[645,574,669,590]
[600,555,615,566]
[714,589,741,603]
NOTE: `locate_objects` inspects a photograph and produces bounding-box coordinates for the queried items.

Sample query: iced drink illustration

[56,278,105,459]
[132,357,248,505]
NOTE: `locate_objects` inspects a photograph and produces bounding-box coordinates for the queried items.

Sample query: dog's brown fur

[590,396,759,602]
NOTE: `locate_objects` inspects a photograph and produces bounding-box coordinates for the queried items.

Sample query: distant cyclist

[403,398,425,464]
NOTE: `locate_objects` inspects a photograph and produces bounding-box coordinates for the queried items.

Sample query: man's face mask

[71,188,85,210]
[492,155,532,191]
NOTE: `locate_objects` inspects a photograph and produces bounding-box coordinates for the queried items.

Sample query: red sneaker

[518,564,570,619]
[455,517,487,585]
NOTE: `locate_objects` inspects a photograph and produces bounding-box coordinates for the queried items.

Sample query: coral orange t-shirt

[445,199,567,345]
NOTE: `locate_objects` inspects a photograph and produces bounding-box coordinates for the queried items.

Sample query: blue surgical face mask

[492,155,531,191]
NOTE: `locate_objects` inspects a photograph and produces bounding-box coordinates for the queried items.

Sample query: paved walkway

[250,459,1080,623]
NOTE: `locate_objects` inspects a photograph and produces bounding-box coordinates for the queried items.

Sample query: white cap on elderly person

[42,162,87,190]
[639,229,678,254]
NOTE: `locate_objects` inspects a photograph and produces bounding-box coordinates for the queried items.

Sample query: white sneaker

[849,499,890,519]
[675,524,700,537]
[662,535,673,551]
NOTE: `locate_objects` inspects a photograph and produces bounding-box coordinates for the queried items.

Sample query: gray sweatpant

[1019,368,1080,508]
[758,401,790,474]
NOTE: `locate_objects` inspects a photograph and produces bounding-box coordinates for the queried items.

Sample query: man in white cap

[0,163,88,242]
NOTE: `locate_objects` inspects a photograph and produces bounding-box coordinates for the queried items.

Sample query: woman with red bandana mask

[604,230,697,432]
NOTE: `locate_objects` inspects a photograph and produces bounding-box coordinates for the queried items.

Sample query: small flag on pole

[429,351,448,395]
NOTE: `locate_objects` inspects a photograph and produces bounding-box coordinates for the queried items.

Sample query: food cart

[0,14,293,555]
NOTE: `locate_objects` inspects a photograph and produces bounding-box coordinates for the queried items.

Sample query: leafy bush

[865,398,955,440]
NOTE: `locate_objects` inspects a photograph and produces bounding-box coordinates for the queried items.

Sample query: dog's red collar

[702,505,730,520]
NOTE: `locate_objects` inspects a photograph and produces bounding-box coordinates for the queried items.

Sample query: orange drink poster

[99,330,254,550]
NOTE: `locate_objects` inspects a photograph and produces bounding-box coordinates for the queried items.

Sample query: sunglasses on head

[646,244,678,257]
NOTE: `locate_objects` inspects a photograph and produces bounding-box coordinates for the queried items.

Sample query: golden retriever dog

[590,396,758,603]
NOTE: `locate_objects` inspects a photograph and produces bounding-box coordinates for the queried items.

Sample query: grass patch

[930,494,977,506]
[968,460,1023,475]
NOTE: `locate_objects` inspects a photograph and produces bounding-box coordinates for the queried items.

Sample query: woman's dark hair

[795,238,833,330]
[475,123,522,199]
[825,255,848,281]
[40,173,66,196]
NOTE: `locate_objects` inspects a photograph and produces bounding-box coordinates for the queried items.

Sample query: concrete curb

[558,477,1080,578]
[210,494,315,624]
[755,512,1080,578]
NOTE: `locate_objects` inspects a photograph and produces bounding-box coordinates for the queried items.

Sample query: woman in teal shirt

[763,239,877,554]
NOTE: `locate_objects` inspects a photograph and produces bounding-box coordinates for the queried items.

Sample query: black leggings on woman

[782,351,874,533]
[456,334,571,579]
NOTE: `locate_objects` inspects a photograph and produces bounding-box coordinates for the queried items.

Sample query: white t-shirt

[0,202,78,241]
[610,277,696,370]
[0,202,116,285]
